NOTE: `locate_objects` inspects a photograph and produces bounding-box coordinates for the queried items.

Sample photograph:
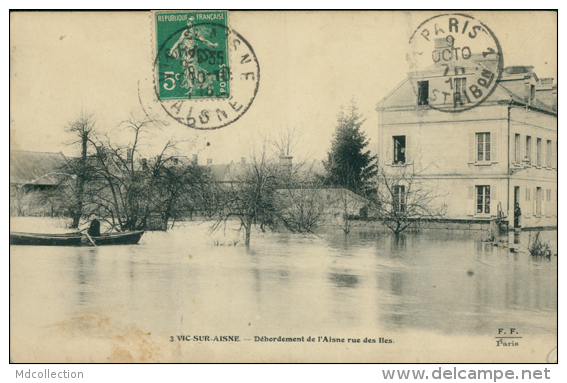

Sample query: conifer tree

[323,101,377,193]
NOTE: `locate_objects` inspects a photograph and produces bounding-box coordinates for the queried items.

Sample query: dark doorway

[514,186,520,228]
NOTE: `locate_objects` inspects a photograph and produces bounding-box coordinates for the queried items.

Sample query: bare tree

[269,125,300,158]
[274,167,327,234]
[372,164,447,234]
[85,115,189,231]
[153,160,209,229]
[193,170,223,219]
[334,188,355,234]
[64,112,97,228]
[57,111,204,232]
[211,147,280,246]
[211,135,327,246]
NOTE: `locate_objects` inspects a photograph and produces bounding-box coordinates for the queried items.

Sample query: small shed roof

[10,150,69,186]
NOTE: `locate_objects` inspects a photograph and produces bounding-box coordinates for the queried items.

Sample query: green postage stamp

[155,11,230,100]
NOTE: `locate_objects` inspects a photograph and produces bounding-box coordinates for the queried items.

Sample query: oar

[84,232,97,247]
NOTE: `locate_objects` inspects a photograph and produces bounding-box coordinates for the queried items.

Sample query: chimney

[540,77,554,85]
[524,75,536,104]
[432,37,452,67]
[207,158,212,165]
[536,78,557,112]
[241,157,246,165]
[192,154,198,165]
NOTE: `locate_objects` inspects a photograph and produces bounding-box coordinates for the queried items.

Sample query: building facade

[376,66,557,229]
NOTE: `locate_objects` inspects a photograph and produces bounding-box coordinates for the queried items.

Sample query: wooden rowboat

[10,232,83,246]
[88,231,144,246]
[10,231,144,246]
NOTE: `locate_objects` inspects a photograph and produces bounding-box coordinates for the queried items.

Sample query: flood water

[10,218,557,363]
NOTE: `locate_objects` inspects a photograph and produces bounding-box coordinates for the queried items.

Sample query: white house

[376,65,557,229]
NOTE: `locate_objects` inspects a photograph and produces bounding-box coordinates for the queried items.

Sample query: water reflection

[74,250,98,305]
[389,234,407,253]
[11,220,557,342]
[328,271,359,289]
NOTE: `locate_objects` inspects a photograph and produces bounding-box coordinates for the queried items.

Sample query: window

[514,134,521,163]
[393,185,406,212]
[536,138,542,167]
[546,140,552,167]
[417,81,429,105]
[546,189,552,217]
[525,136,532,163]
[454,77,466,105]
[476,133,491,162]
[393,136,406,165]
[476,185,490,214]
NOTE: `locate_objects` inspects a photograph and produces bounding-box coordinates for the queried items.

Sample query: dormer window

[417,81,429,105]
[454,77,466,105]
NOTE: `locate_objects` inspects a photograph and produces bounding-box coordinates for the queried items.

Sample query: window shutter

[520,134,525,162]
[491,132,498,163]
[533,187,537,217]
[541,188,546,217]
[543,189,547,217]
[531,140,536,166]
[552,140,557,169]
[468,133,474,163]
[467,186,475,216]
[385,137,392,165]
[525,188,531,217]
[491,185,498,216]
[406,135,412,164]
[510,133,519,164]
[554,189,558,217]
[545,189,551,217]
[542,141,547,168]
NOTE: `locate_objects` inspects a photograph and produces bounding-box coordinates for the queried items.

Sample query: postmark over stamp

[155,11,230,100]
[153,10,260,130]
[407,13,503,113]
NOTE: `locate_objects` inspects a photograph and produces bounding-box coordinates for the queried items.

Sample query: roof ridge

[10,150,65,155]
[497,83,556,114]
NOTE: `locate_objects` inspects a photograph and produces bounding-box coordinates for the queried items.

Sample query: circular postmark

[407,13,503,113]
[154,20,259,130]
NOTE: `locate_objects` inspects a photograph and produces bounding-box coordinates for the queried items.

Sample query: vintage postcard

[10,10,557,364]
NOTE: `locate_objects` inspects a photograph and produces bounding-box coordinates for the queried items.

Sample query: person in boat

[514,203,522,228]
[87,218,101,237]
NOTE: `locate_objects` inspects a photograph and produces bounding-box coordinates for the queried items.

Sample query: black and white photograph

[9,10,557,368]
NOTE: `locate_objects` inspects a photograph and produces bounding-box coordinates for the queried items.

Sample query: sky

[9,11,557,165]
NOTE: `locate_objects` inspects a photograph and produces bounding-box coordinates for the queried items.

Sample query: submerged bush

[528,231,553,257]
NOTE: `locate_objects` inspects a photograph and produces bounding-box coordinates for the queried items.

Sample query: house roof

[376,66,557,115]
[10,150,69,186]
[497,83,556,114]
[206,163,243,182]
